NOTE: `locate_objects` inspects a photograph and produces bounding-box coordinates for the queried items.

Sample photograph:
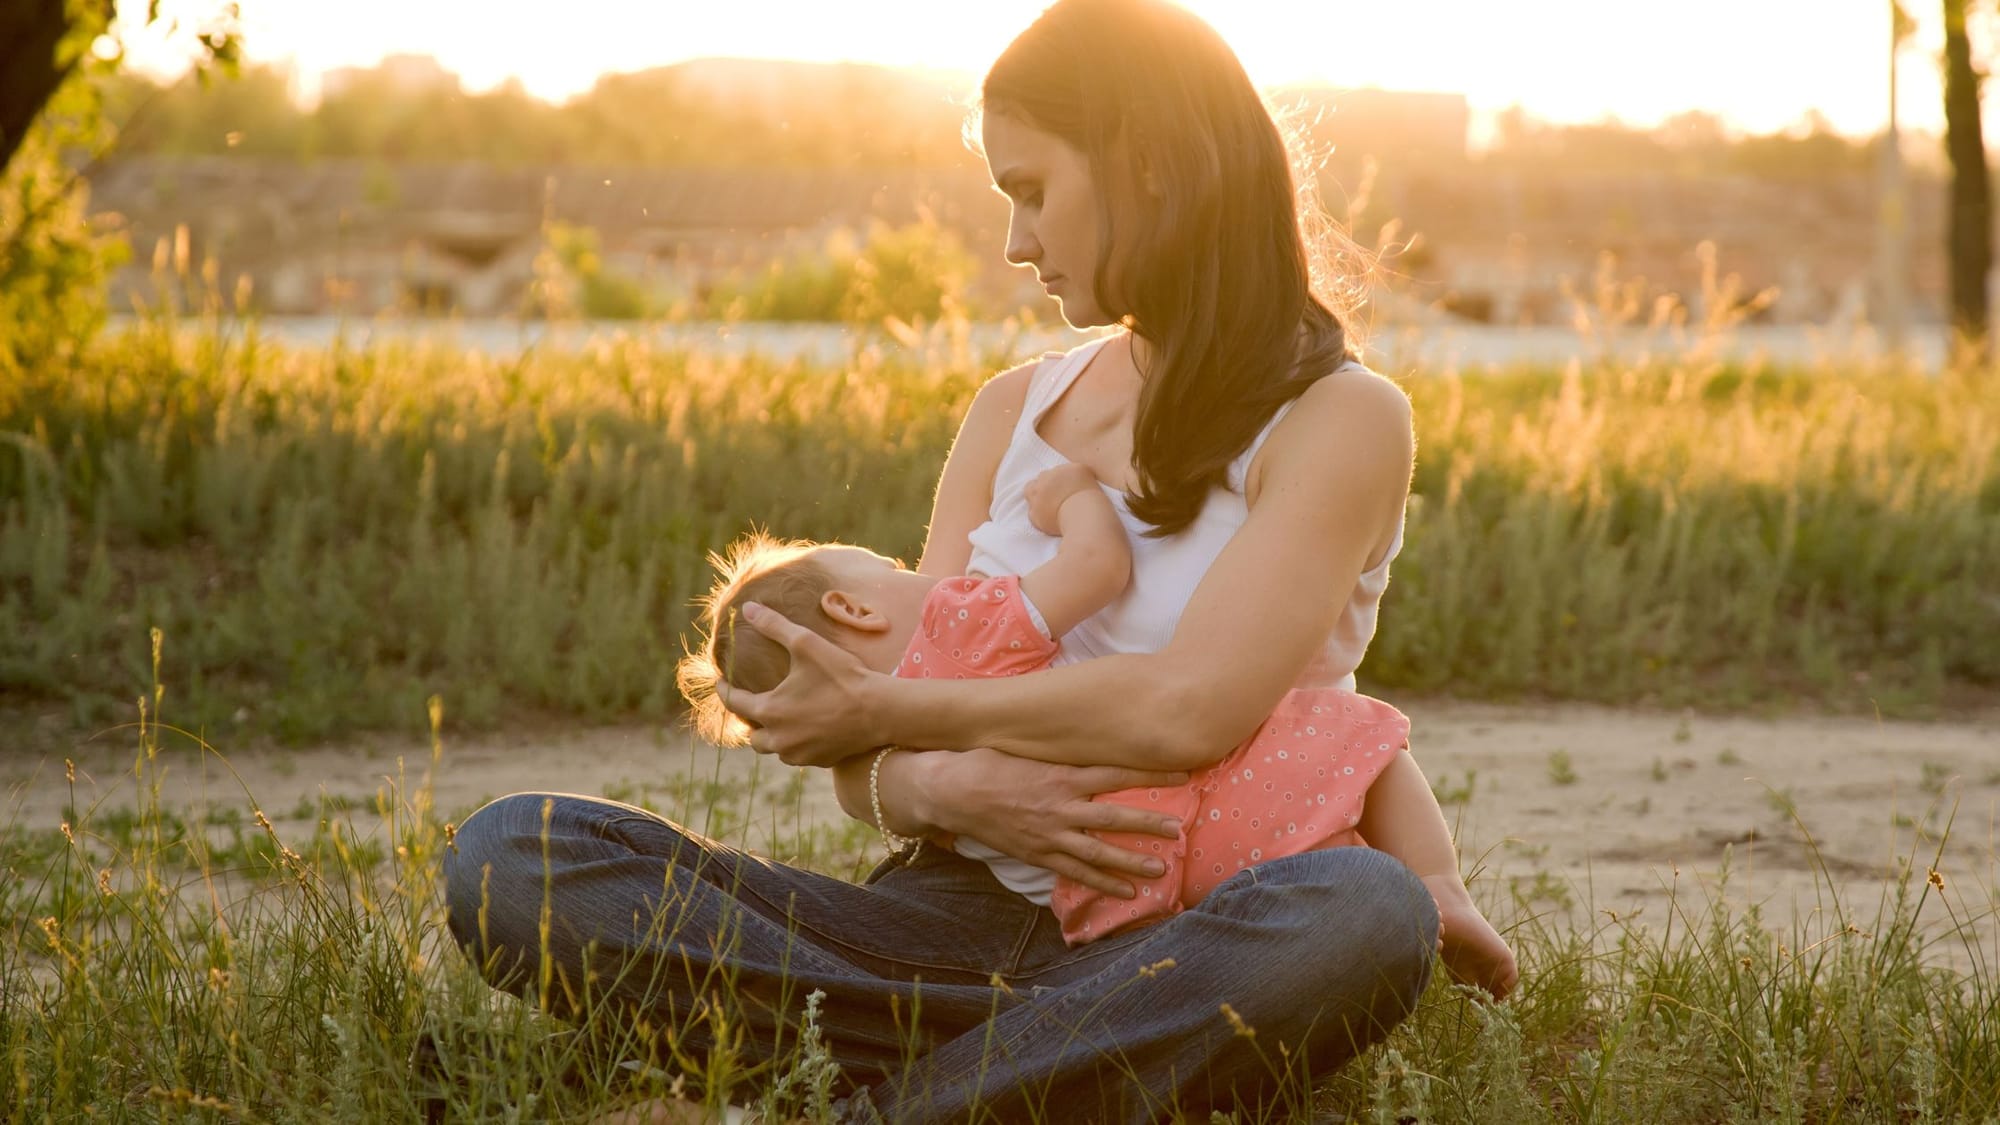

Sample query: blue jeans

[443,792,1437,1123]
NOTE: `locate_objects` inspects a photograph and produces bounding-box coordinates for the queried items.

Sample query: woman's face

[981,110,1113,328]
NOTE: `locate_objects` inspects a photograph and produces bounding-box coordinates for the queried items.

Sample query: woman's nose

[1004,217,1039,267]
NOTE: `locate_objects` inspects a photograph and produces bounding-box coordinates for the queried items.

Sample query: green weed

[1547,751,1579,787]
[1431,770,1479,806]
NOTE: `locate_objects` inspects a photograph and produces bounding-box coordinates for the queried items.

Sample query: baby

[679,465,1515,994]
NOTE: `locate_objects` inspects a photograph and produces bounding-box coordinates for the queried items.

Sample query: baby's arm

[1359,752,1519,1000]
[1016,464,1132,639]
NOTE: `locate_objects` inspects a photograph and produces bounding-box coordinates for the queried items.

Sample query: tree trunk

[1942,0,1993,358]
[0,0,96,176]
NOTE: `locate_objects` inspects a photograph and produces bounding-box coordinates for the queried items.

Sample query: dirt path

[9,703,1997,962]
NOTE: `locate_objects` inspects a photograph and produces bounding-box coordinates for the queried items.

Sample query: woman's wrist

[889,748,944,836]
[853,668,899,752]
[868,749,920,853]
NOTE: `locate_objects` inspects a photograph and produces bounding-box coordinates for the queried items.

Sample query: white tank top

[956,335,1405,901]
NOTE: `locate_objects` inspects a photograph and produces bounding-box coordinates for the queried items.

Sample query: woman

[445,2,1500,1120]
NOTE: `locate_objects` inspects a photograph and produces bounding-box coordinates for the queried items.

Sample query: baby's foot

[1422,874,1519,1000]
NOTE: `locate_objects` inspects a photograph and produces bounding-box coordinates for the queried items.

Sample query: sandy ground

[7,702,1997,965]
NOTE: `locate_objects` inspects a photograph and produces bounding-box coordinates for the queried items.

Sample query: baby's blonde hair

[676,531,845,746]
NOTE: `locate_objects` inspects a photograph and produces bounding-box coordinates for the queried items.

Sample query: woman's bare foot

[1422,874,1519,1000]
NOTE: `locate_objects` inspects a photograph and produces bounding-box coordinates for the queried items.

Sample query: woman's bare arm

[829,360,1031,822]
[737,366,1416,773]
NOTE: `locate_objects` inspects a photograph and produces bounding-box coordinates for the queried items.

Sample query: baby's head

[677,531,939,745]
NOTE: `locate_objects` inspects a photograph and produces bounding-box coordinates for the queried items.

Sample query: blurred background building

[86,55,1940,328]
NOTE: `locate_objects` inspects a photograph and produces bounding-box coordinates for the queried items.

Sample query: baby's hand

[1024,464,1101,536]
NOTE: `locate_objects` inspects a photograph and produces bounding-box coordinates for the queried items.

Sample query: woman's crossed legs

[443,792,1437,1124]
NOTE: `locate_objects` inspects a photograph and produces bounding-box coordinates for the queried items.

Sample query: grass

[1,292,1996,1116]
[4,667,1995,1122]
[2,316,1997,749]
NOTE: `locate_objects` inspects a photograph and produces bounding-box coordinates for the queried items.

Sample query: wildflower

[97,868,113,896]
[1137,957,1177,979]
[765,989,840,1121]
[1927,868,1946,891]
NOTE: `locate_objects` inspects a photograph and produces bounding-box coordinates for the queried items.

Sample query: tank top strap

[1022,336,1112,427]
[1227,399,1298,493]
[1226,359,1372,493]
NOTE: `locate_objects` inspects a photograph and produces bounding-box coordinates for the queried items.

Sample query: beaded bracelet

[869,747,919,856]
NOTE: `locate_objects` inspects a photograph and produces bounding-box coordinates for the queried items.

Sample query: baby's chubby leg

[1359,752,1518,1000]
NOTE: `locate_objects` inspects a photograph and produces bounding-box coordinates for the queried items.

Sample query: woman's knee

[442,793,551,961]
[442,793,703,957]
[1205,847,1437,1037]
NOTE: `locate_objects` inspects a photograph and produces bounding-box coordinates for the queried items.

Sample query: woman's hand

[919,747,1187,899]
[725,602,886,767]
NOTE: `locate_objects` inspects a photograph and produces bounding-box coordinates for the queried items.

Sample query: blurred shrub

[0,75,126,378]
[544,222,656,320]
[707,216,977,324]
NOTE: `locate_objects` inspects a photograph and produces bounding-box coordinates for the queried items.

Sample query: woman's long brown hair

[982,0,1357,536]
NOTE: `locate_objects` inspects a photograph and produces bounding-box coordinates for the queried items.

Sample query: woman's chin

[1055,300,1114,331]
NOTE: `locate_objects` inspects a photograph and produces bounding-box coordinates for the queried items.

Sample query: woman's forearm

[860,650,1238,772]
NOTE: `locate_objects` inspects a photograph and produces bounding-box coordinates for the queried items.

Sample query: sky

[113,0,1964,141]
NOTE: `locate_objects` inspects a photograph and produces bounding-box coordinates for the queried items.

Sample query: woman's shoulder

[1248,361,1413,496]
[949,349,1062,469]
[961,357,1039,439]
[1303,358,1410,417]
[1278,361,1411,446]
[963,336,1106,435]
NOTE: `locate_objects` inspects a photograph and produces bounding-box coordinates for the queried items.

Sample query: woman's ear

[819,589,892,634]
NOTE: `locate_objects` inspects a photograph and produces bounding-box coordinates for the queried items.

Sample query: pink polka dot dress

[896,575,1411,948]
[893,575,1058,680]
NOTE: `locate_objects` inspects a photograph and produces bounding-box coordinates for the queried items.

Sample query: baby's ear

[819,589,892,633]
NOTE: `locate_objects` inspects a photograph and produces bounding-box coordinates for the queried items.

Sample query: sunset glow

[118,0,1948,139]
